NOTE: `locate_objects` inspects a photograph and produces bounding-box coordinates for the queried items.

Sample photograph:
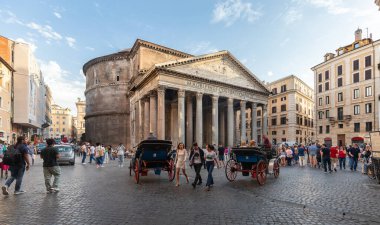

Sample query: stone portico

[129,51,269,149]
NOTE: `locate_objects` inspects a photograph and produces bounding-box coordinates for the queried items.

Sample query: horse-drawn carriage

[225,146,280,185]
[367,131,380,184]
[129,139,175,184]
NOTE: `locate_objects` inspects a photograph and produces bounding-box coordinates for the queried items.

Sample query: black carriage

[225,146,280,185]
[129,139,175,184]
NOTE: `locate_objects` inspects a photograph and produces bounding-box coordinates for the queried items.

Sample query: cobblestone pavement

[0,157,379,225]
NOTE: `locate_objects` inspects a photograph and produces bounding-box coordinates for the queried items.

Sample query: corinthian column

[186,95,193,149]
[227,98,234,147]
[149,91,157,136]
[178,90,185,144]
[157,87,165,140]
[144,97,150,139]
[251,103,257,142]
[195,92,203,148]
[263,104,268,137]
[212,95,219,146]
[240,100,247,144]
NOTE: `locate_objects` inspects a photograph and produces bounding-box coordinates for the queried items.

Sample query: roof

[0,56,15,72]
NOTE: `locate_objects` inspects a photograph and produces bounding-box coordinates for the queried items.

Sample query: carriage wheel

[225,159,238,182]
[273,160,280,178]
[134,159,140,184]
[256,160,267,185]
[168,158,175,182]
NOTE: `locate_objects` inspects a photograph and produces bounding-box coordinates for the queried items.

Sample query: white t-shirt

[90,146,95,154]
[205,151,217,162]
[117,145,125,155]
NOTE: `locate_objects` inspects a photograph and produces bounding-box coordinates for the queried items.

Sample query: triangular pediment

[156,51,269,93]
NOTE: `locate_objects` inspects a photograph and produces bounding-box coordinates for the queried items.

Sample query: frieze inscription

[186,81,255,99]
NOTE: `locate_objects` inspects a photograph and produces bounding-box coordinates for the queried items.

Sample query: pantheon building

[83,40,270,150]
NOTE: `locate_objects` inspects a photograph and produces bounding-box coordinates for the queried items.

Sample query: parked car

[36,143,47,154]
[56,145,75,165]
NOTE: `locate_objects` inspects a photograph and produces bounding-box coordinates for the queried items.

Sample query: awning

[324,137,332,141]
[351,137,364,141]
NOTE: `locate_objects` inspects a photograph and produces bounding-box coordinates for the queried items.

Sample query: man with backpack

[2,136,31,195]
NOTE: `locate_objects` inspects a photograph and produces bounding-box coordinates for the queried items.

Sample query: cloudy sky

[0,0,379,114]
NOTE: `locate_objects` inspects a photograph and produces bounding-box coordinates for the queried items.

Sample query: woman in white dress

[175,143,189,187]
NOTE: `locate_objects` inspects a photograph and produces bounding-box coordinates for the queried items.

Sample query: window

[365,55,371,67]
[62,128,66,132]
[116,75,120,81]
[318,111,323,119]
[337,65,343,76]
[318,98,322,106]
[318,84,322,93]
[325,96,330,105]
[272,88,277,95]
[325,110,330,118]
[272,99,277,103]
[280,117,287,125]
[272,131,277,135]
[337,78,343,87]
[272,118,277,126]
[257,111,261,116]
[325,71,329,80]
[318,73,322,82]
[272,107,277,113]
[354,123,360,132]
[56,121,59,124]
[282,130,285,135]
[296,104,299,111]
[353,73,359,83]
[337,107,343,120]
[354,105,360,115]
[326,125,330,134]
[365,69,372,80]
[56,128,59,132]
[325,82,329,91]
[365,86,372,97]
[257,121,261,127]
[353,89,359,99]
[281,104,286,112]
[50,128,53,131]
[338,92,343,102]
[365,103,372,113]
[281,97,286,101]
[353,59,359,71]
[338,124,343,129]
[319,126,323,134]
[281,85,287,93]
[366,122,373,132]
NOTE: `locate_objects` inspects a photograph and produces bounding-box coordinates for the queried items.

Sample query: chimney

[355,28,362,41]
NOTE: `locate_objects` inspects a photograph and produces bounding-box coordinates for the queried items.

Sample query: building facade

[43,85,53,139]
[0,56,14,143]
[267,75,315,145]
[73,98,86,141]
[376,0,380,10]
[83,39,270,149]
[312,29,380,146]
[51,104,72,140]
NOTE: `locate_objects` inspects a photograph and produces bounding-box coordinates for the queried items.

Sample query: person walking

[81,143,87,164]
[338,146,347,170]
[330,145,338,172]
[308,143,318,168]
[40,138,61,193]
[95,143,104,168]
[189,143,204,189]
[117,143,125,167]
[217,144,225,167]
[175,143,189,187]
[285,147,293,166]
[280,147,286,167]
[204,144,219,191]
[103,144,109,164]
[321,144,332,173]
[362,145,372,174]
[88,144,96,164]
[349,144,360,171]
[2,136,31,195]
[27,140,35,166]
[298,144,306,167]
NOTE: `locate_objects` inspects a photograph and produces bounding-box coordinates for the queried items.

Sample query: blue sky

[0,0,379,114]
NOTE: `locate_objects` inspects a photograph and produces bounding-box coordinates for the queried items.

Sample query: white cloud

[65,37,76,48]
[187,41,219,55]
[85,46,95,51]
[53,12,62,19]
[40,61,85,114]
[212,0,262,26]
[294,0,350,15]
[26,22,62,41]
[267,71,274,77]
[284,8,303,25]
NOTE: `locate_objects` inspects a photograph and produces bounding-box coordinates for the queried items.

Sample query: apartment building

[311,29,380,146]
[267,75,315,145]
[51,104,72,140]
[0,56,14,143]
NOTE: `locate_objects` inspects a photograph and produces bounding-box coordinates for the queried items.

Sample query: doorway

[337,134,345,147]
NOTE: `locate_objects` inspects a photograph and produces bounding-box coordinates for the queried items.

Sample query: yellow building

[311,29,380,147]
[267,75,315,145]
[0,56,14,143]
[73,98,86,141]
[51,104,72,140]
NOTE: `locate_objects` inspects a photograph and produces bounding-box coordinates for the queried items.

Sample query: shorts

[218,154,224,161]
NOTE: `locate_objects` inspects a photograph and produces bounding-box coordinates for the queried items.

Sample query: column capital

[178,89,185,98]
[157,86,166,94]
[252,102,257,109]
[149,90,157,97]
[196,92,203,100]
[227,98,234,105]
[240,100,246,106]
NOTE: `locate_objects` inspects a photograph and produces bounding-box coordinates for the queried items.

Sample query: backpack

[2,145,23,167]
